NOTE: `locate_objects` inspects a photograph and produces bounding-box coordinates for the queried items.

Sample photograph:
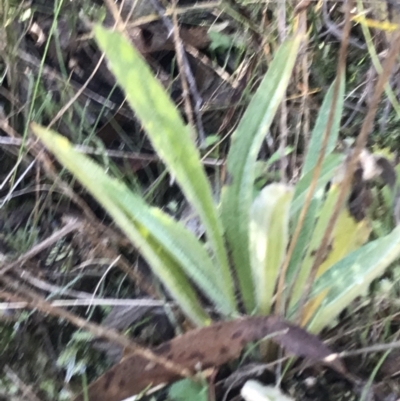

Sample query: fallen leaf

[73,316,345,401]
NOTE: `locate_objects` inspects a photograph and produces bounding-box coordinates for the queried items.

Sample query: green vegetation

[2,1,400,400]
[32,26,400,335]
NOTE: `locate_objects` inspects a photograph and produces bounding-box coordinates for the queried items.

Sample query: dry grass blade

[276,0,353,316]
[291,0,354,321]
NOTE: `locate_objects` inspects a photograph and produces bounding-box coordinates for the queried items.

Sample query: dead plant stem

[298,24,400,324]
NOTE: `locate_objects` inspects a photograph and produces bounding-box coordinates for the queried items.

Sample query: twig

[321,0,366,49]
[87,255,121,313]
[338,341,400,357]
[0,157,37,207]
[126,1,221,28]
[171,1,196,143]
[277,0,288,183]
[149,0,205,144]
[292,0,354,322]
[0,293,164,309]
[0,136,225,166]
[275,1,314,314]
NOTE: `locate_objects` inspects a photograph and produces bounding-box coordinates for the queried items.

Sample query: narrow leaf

[221,36,302,312]
[299,207,371,326]
[250,184,293,314]
[306,225,400,333]
[93,25,235,309]
[302,77,345,177]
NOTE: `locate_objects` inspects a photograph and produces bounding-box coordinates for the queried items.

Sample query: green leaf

[134,229,212,326]
[249,184,293,315]
[220,36,302,312]
[168,379,208,401]
[93,25,235,310]
[208,31,234,52]
[302,77,345,177]
[306,225,400,333]
[31,123,232,325]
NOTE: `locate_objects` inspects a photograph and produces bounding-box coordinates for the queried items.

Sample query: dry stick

[103,0,126,31]
[127,2,221,28]
[277,0,288,183]
[0,137,225,166]
[122,0,140,23]
[150,0,206,144]
[0,291,164,309]
[338,341,400,358]
[0,278,193,379]
[321,0,365,50]
[184,43,236,88]
[289,0,352,320]
[297,9,311,176]
[10,270,109,301]
[275,2,332,315]
[171,0,196,143]
[297,27,400,324]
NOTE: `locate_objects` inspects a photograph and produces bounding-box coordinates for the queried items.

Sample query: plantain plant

[31,26,400,333]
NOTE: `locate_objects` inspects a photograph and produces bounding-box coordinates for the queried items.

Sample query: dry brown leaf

[73,316,346,401]
[128,25,210,54]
